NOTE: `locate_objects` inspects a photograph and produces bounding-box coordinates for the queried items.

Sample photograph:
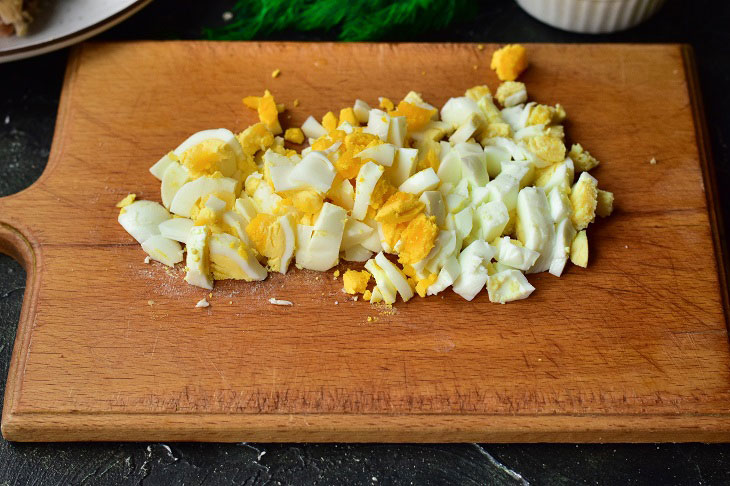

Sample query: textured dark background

[2,0,730,484]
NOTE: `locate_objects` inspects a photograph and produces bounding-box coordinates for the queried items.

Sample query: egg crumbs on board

[271,68,281,78]
[269,297,293,306]
[650,157,657,164]
[196,298,209,308]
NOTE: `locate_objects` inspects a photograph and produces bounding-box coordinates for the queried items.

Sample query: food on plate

[0,0,33,36]
[118,47,613,304]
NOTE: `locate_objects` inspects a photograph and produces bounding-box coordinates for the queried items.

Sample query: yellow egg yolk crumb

[116,193,136,208]
[375,192,425,224]
[570,230,588,268]
[379,97,395,112]
[246,214,285,263]
[339,107,358,126]
[389,101,436,132]
[284,127,305,144]
[322,111,338,132]
[180,139,238,178]
[237,123,274,156]
[343,269,371,294]
[526,135,566,164]
[415,273,438,298]
[491,44,528,81]
[397,214,439,265]
[571,176,598,230]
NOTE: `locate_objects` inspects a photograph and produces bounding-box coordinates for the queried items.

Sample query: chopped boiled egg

[119,58,613,303]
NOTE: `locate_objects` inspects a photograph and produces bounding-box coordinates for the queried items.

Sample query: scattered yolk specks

[271,68,281,78]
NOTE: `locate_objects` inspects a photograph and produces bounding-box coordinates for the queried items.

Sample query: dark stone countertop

[2,0,730,484]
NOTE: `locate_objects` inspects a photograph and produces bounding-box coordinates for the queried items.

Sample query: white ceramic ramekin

[515,0,667,34]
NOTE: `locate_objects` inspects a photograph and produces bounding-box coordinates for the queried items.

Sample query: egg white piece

[516,186,554,256]
[205,195,227,215]
[252,180,283,214]
[387,147,418,187]
[158,217,194,243]
[278,214,297,274]
[356,144,396,167]
[437,151,462,185]
[352,161,385,220]
[209,232,267,281]
[297,202,346,271]
[343,244,373,262]
[501,160,534,189]
[487,269,535,303]
[547,188,572,223]
[453,206,473,241]
[264,150,297,192]
[141,235,184,267]
[452,240,494,301]
[399,168,439,195]
[161,162,190,209]
[170,176,238,218]
[495,236,540,271]
[364,259,397,304]
[484,145,510,179]
[301,116,327,139]
[460,153,490,187]
[374,252,414,302]
[445,193,469,214]
[427,255,461,296]
[449,114,480,144]
[441,97,481,127]
[421,229,458,277]
[289,151,336,193]
[234,194,257,224]
[222,210,254,247]
[388,116,407,148]
[353,99,371,124]
[419,191,446,228]
[500,104,525,132]
[174,128,243,159]
[472,200,509,243]
[328,177,355,210]
[184,225,213,290]
[360,219,384,253]
[364,109,391,141]
[337,121,355,134]
[547,218,577,277]
[150,152,177,181]
[486,172,520,213]
[341,218,375,250]
[118,200,171,244]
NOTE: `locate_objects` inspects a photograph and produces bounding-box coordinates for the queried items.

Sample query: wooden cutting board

[1,42,728,443]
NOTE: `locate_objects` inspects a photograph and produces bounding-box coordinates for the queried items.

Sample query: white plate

[0,0,153,63]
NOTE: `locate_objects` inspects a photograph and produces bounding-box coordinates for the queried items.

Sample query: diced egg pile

[118,46,613,305]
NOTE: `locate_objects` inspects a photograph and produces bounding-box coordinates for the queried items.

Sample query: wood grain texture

[0,42,728,442]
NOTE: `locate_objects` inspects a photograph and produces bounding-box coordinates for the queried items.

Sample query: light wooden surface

[1,42,728,442]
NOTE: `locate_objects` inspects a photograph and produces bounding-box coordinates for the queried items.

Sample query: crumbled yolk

[237,123,274,156]
[465,85,491,102]
[116,193,136,208]
[343,269,371,294]
[332,131,382,180]
[415,273,438,298]
[494,81,526,105]
[569,143,600,172]
[180,139,237,178]
[570,230,588,268]
[417,147,440,172]
[375,192,425,224]
[571,176,598,230]
[397,214,439,265]
[284,127,305,144]
[369,178,397,211]
[490,44,528,81]
[339,107,358,126]
[258,90,282,135]
[322,111,338,132]
[596,190,614,217]
[380,221,409,250]
[245,213,286,267]
[526,135,566,164]
[389,101,436,132]
[379,97,395,111]
[363,289,373,302]
[280,188,324,216]
[527,104,565,126]
[271,68,281,78]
